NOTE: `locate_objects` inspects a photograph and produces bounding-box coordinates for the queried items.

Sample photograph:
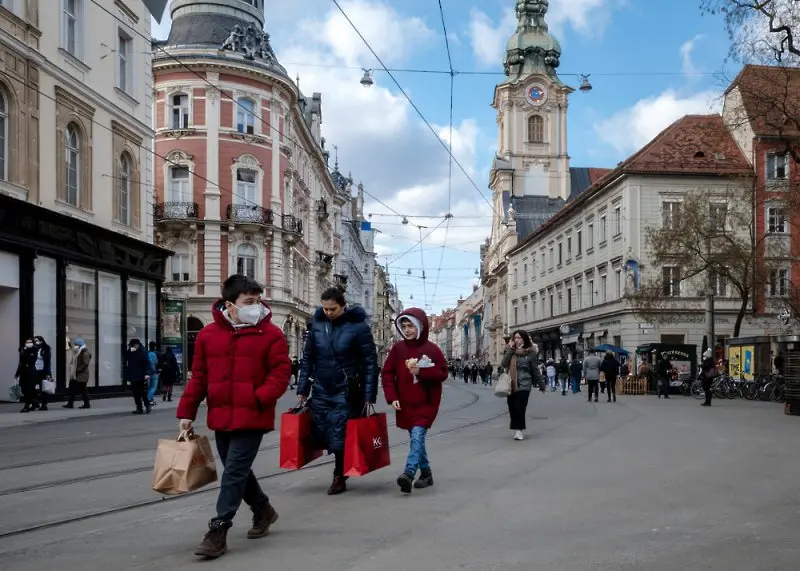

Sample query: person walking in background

[147,341,161,406]
[296,286,379,495]
[177,274,290,559]
[583,349,602,403]
[31,336,52,411]
[64,338,91,409]
[656,354,673,399]
[124,338,151,414]
[159,346,180,402]
[600,352,620,403]
[15,338,40,413]
[501,330,541,441]
[556,356,569,396]
[569,356,582,394]
[700,348,717,407]
[546,359,556,391]
[382,308,448,494]
[290,357,300,390]
[484,362,494,386]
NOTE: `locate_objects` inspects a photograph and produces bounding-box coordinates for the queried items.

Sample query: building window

[171,94,189,129]
[523,263,528,282]
[709,268,728,297]
[0,89,6,181]
[513,268,518,287]
[615,269,622,298]
[117,153,131,224]
[588,279,594,306]
[566,236,572,259]
[769,268,789,296]
[558,242,563,265]
[540,253,545,275]
[235,168,257,205]
[599,215,607,243]
[169,166,191,201]
[587,223,594,248]
[576,230,582,255]
[600,274,607,302]
[613,205,621,236]
[549,247,554,268]
[513,305,518,325]
[767,206,787,233]
[662,266,681,297]
[766,153,788,180]
[549,294,554,316]
[709,202,728,232]
[567,288,572,312]
[527,115,544,143]
[117,29,133,94]
[62,0,82,58]
[170,242,191,282]
[577,284,583,309]
[662,201,680,229]
[65,122,80,206]
[237,98,256,134]
[236,243,257,278]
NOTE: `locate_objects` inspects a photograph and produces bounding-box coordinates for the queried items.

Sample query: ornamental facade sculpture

[221,23,276,62]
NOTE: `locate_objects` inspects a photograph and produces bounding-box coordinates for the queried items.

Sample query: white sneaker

[514,431,524,441]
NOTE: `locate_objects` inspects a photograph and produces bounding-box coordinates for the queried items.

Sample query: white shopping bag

[41,378,56,395]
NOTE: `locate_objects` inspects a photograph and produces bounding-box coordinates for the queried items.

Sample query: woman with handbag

[15,338,40,413]
[32,336,53,410]
[501,330,542,441]
[296,286,379,495]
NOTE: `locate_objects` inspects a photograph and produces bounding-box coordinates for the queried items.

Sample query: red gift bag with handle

[279,407,322,470]
[343,406,391,477]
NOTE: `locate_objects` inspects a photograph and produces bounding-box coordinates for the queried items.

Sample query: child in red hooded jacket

[381,308,448,494]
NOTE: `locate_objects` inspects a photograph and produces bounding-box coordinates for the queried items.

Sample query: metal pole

[706,290,715,352]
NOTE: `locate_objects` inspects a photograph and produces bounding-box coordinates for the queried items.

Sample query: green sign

[162,299,185,346]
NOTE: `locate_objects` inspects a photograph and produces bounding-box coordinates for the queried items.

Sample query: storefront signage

[162,299,186,377]
[661,315,731,324]
[598,319,621,327]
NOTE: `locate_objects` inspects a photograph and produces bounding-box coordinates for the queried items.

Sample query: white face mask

[236,303,262,325]
[24,343,33,349]
[130,346,138,352]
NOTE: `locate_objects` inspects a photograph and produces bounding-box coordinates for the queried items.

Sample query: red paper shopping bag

[343,411,391,477]
[279,408,322,470]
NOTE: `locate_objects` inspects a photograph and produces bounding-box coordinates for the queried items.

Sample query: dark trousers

[587,379,599,401]
[702,377,713,405]
[21,377,38,407]
[334,450,345,477]
[213,430,268,524]
[606,377,617,400]
[658,376,671,397]
[506,390,530,430]
[130,381,148,410]
[66,380,90,407]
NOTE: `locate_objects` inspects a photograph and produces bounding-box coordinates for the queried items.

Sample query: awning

[594,343,629,356]
[561,334,580,344]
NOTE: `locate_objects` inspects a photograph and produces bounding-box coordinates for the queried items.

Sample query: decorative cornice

[111,119,143,146]
[55,85,96,118]
[114,0,140,23]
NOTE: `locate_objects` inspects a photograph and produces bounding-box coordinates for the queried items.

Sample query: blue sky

[152,0,742,313]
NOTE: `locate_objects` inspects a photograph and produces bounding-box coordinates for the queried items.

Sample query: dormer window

[767,152,788,180]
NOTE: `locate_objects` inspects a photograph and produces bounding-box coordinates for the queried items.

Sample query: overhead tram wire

[330,0,505,225]
[386,219,447,267]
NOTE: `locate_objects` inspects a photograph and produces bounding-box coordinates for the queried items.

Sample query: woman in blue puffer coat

[297,286,378,495]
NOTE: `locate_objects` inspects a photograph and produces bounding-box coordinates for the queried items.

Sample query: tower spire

[503,0,562,81]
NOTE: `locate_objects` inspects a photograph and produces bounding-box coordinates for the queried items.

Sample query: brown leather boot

[195,521,229,558]
[327,475,347,495]
[247,501,278,539]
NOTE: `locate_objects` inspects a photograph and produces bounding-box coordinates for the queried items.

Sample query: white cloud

[468,0,618,68]
[594,89,722,155]
[679,34,704,75]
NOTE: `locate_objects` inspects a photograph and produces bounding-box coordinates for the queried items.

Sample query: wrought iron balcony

[154,201,198,222]
[227,204,274,226]
[334,273,348,289]
[317,198,329,220]
[281,214,303,234]
[317,251,333,267]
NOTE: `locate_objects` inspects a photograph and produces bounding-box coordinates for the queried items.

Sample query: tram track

[0,384,496,535]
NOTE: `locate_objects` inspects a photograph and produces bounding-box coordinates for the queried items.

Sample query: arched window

[171,93,189,129]
[236,243,257,278]
[168,165,190,202]
[237,97,256,134]
[65,122,81,206]
[235,168,257,204]
[170,242,191,282]
[117,152,132,224]
[528,115,544,143]
[0,90,7,181]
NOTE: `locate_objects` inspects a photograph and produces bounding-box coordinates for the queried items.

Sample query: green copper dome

[503,0,562,81]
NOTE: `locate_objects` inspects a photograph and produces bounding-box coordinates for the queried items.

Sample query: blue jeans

[571,376,581,393]
[213,430,269,524]
[147,374,159,402]
[404,426,430,476]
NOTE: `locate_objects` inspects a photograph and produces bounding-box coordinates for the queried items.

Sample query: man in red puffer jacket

[177,274,290,559]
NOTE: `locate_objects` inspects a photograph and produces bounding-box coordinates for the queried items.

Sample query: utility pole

[706,288,715,353]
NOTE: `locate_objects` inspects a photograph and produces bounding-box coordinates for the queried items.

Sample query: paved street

[0,383,796,570]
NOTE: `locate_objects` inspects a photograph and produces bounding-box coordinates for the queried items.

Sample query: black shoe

[327,475,347,495]
[701,402,711,407]
[145,405,152,414]
[39,405,48,411]
[613,396,617,402]
[247,501,278,539]
[397,472,414,494]
[195,521,229,558]
[594,398,598,403]
[414,471,434,489]
[79,404,90,409]
[132,409,144,415]
[63,403,74,409]
[167,396,172,402]
[20,406,30,413]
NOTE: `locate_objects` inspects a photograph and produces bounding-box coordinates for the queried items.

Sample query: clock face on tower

[525,84,548,107]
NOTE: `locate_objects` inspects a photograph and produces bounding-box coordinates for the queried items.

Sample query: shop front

[0,194,170,399]
[558,323,584,359]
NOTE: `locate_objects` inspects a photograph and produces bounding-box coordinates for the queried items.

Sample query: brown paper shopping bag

[151,430,218,495]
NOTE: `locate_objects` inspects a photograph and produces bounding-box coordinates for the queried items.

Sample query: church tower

[489,0,571,234]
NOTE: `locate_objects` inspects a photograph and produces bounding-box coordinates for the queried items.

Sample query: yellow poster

[740,345,755,381]
[728,346,741,379]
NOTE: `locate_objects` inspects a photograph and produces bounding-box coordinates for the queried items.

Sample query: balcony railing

[154,201,198,221]
[317,199,329,220]
[317,251,333,266]
[334,273,348,289]
[227,204,274,226]
[282,214,303,234]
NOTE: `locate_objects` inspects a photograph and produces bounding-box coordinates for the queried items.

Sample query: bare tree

[628,182,771,337]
